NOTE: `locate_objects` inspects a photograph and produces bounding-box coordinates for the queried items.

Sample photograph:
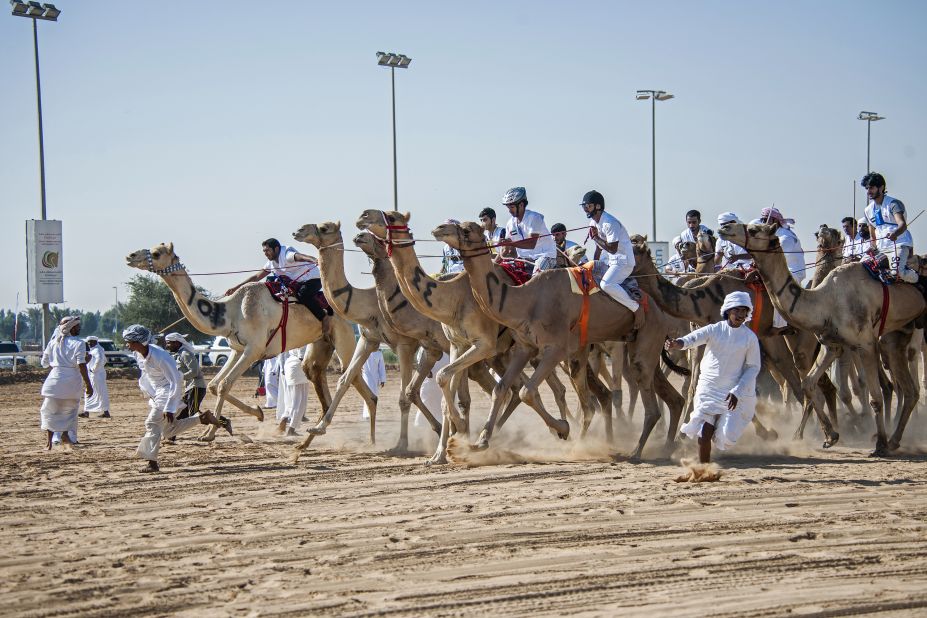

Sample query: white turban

[165,332,194,354]
[122,324,152,344]
[85,335,99,343]
[720,291,753,320]
[672,235,682,248]
[858,217,868,227]
[58,315,80,337]
[717,211,742,226]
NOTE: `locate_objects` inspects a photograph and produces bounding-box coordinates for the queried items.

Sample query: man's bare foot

[141,460,160,473]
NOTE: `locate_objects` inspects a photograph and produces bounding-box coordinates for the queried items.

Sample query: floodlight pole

[637,89,673,241]
[390,66,398,211]
[12,2,58,347]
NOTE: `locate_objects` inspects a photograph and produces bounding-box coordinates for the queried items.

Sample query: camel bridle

[369,210,415,257]
[143,248,186,275]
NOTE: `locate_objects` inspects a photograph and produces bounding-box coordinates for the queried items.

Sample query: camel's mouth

[292,224,317,243]
[125,251,149,270]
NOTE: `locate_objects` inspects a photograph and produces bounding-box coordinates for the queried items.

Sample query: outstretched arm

[225,269,269,296]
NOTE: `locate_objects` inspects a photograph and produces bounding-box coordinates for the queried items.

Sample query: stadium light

[375,51,412,211]
[636,90,675,240]
[857,111,885,173]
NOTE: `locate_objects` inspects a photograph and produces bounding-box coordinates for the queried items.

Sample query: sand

[1,371,926,617]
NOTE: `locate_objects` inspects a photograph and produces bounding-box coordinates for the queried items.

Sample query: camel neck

[316,241,357,319]
[162,270,230,334]
[812,245,841,286]
[387,240,461,323]
[751,246,816,325]
[460,249,520,326]
[632,255,726,325]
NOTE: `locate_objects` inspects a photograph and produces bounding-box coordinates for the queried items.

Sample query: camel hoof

[197,434,216,443]
[888,439,901,452]
[471,439,490,451]
[424,456,447,467]
[551,420,570,441]
[238,434,253,444]
[627,451,643,464]
[385,444,409,456]
[308,426,327,436]
[822,432,839,449]
[762,428,779,442]
[255,406,264,422]
[869,447,889,458]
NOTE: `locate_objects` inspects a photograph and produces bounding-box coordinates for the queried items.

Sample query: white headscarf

[165,332,195,354]
[58,315,80,338]
[720,291,753,320]
[672,235,682,250]
[717,212,742,226]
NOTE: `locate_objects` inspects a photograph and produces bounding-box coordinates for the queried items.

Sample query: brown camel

[290,222,442,457]
[434,221,686,460]
[351,231,561,431]
[719,222,924,455]
[126,243,376,442]
[356,210,579,465]
[695,229,717,274]
[629,237,839,444]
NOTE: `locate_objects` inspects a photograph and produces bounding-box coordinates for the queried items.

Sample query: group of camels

[125,213,925,464]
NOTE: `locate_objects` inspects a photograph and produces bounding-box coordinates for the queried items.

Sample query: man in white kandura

[278,345,309,436]
[164,333,206,419]
[440,219,466,275]
[361,349,386,421]
[665,291,760,464]
[82,335,110,419]
[262,353,282,409]
[123,324,231,472]
[714,212,753,270]
[580,189,644,329]
[498,186,558,276]
[40,316,93,450]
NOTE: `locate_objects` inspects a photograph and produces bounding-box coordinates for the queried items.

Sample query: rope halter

[144,248,186,275]
[371,210,415,257]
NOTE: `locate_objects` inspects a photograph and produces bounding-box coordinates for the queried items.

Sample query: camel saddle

[566,261,642,302]
[498,259,532,286]
[264,277,332,313]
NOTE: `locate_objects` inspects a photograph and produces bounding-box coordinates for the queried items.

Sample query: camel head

[631,237,652,262]
[678,240,697,262]
[564,244,587,264]
[125,242,182,274]
[814,224,842,252]
[718,222,779,252]
[352,231,388,259]
[696,228,717,253]
[356,209,411,237]
[432,221,484,251]
[293,221,342,249]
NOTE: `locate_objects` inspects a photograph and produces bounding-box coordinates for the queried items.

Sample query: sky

[2,0,926,313]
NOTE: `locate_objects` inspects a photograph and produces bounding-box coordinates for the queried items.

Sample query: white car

[207,336,233,366]
[95,339,138,368]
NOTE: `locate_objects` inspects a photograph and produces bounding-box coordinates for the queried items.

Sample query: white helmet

[502,186,527,205]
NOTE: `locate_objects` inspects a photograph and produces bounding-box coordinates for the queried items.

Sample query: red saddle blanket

[498,260,532,285]
[264,279,331,312]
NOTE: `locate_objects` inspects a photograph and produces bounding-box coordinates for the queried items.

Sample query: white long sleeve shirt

[680,320,760,415]
[134,344,184,414]
[40,335,87,399]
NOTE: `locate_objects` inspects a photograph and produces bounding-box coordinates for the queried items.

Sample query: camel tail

[661,348,691,377]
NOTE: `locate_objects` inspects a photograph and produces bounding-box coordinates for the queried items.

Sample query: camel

[434,220,687,461]
[357,210,585,465]
[695,229,717,274]
[290,222,443,457]
[352,230,562,432]
[628,237,837,444]
[126,243,376,442]
[718,222,925,455]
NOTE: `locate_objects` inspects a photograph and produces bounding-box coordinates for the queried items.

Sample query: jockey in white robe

[361,350,386,420]
[124,324,230,472]
[263,354,281,408]
[279,346,309,434]
[416,351,449,427]
[677,292,761,451]
[82,337,110,415]
[41,316,92,448]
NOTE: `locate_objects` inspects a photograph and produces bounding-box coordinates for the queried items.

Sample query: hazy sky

[2,1,925,313]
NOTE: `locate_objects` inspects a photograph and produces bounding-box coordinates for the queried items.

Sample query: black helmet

[860,172,886,189]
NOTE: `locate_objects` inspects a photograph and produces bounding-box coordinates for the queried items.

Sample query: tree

[118,274,211,344]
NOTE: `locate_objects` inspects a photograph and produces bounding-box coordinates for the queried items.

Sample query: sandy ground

[1,370,926,617]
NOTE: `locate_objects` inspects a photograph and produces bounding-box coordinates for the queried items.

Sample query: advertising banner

[647,241,670,269]
[26,219,64,304]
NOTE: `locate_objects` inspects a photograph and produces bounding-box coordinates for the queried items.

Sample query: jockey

[862,172,918,283]
[498,186,558,276]
[581,189,644,329]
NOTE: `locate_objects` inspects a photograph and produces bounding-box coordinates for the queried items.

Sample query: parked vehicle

[95,338,137,368]
[0,341,28,367]
[207,336,233,366]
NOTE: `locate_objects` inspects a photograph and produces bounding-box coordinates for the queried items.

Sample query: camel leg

[884,330,919,451]
[435,341,496,436]
[609,342,626,416]
[857,343,890,456]
[652,366,685,455]
[390,343,419,452]
[309,335,378,437]
[518,345,572,438]
[474,343,534,449]
[545,371,574,425]
[796,343,841,448]
[404,346,442,435]
[204,347,265,443]
[586,365,613,442]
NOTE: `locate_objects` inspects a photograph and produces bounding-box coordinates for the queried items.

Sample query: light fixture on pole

[10,1,60,349]
[857,111,884,173]
[636,89,674,241]
[376,51,412,211]
[113,286,119,335]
